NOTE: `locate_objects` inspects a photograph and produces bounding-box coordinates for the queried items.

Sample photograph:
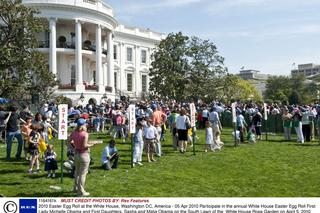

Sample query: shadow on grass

[0,158,29,164]
[90,166,103,170]
[15,191,73,197]
[0,169,28,174]
[27,174,50,179]
[0,181,24,185]
[289,143,320,147]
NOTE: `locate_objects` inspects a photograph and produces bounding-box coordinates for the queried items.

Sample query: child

[21,116,32,160]
[44,144,58,177]
[247,128,256,144]
[187,126,193,147]
[28,124,41,174]
[232,130,241,146]
[133,122,144,166]
[143,119,158,162]
[93,114,101,132]
[205,121,213,152]
[42,116,57,144]
[113,111,125,141]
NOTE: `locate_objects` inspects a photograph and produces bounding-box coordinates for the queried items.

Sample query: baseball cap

[77,118,87,126]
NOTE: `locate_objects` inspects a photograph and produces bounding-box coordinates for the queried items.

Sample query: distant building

[291,63,320,77]
[238,70,270,80]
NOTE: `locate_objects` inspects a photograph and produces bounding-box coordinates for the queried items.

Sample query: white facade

[22,0,165,104]
[291,63,320,77]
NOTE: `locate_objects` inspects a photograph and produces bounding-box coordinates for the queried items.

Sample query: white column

[120,43,125,92]
[107,31,114,93]
[75,20,84,91]
[134,45,140,97]
[103,38,108,87]
[96,25,103,92]
[49,18,57,77]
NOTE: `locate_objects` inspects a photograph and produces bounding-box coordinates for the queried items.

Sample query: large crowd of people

[1,98,320,196]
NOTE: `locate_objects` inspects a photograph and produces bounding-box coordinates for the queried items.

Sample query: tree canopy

[219,74,263,103]
[149,32,228,102]
[0,0,58,104]
[265,74,320,104]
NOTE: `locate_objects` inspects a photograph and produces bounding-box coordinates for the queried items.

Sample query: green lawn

[0,128,319,197]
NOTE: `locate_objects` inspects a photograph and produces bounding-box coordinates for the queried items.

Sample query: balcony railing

[85,85,98,91]
[37,40,107,54]
[83,0,96,4]
[58,84,75,90]
[57,41,75,49]
[105,86,112,92]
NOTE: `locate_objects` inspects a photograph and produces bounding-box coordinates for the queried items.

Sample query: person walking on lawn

[68,118,95,197]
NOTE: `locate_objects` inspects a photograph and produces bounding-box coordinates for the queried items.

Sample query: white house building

[22,0,165,104]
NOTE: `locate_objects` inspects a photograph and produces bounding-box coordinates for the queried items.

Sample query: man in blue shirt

[101,140,119,170]
[236,110,247,144]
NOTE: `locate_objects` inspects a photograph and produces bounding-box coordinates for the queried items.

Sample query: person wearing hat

[68,118,95,197]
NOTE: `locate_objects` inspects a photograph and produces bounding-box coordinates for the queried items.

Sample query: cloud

[205,0,320,16]
[198,23,320,41]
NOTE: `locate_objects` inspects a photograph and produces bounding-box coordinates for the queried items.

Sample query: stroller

[63,144,94,178]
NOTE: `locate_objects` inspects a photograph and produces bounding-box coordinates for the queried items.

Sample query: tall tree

[149,32,189,101]
[0,0,58,103]
[264,76,291,102]
[187,36,227,101]
[149,32,227,102]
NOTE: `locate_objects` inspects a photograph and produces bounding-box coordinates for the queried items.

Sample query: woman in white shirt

[176,108,190,153]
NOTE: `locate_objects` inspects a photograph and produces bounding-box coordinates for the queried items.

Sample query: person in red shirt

[68,118,95,197]
[151,104,167,157]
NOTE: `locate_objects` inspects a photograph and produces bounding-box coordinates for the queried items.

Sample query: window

[93,70,96,84]
[71,65,76,86]
[114,72,117,90]
[127,73,133,91]
[127,47,133,62]
[113,45,117,60]
[313,69,319,74]
[142,75,147,92]
[306,69,311,75]
[141,50,147,64]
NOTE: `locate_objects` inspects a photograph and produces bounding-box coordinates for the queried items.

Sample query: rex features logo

[20,199,38,213]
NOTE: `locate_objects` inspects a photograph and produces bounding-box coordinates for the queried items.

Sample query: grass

[0,128,319,197]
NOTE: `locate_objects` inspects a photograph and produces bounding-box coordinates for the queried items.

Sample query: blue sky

[107,0,320,75]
